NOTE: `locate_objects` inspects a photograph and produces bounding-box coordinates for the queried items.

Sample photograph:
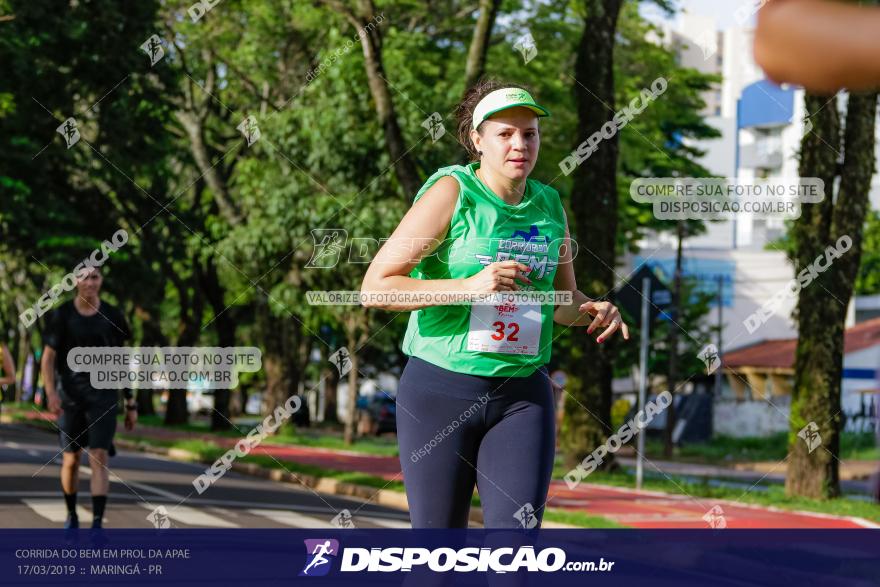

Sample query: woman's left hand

[580,300,630,343]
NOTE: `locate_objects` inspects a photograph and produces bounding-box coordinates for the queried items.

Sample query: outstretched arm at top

[754,0,880,93]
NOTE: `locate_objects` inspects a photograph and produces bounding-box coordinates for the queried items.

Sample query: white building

[629,13,880,359]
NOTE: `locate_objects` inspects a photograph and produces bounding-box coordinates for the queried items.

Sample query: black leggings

[396,356,557,529]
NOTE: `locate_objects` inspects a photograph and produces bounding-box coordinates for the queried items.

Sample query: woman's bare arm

[361,176,468,311]
[754,0,880,93]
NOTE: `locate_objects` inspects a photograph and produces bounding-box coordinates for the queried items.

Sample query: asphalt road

[0,423,414,529]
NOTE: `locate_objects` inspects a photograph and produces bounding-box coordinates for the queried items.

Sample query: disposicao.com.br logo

[299,538,615,574]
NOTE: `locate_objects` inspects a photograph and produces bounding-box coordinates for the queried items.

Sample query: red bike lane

[22,414,877,529]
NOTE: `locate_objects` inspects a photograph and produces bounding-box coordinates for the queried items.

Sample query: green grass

[3,401,45,411]
[133,413,401,457]
[160,437,408,493]
[558,469,880,524]
[259,430,400,456]
[542,509,625,528]
[645,432,879,462]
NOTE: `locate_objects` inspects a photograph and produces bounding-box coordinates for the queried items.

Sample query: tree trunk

[256,295,293,435]
[202,257,236,431]
[321,343,340,424]
[342,329,360,445]
[341,311,371,444]
[786,91,877,498]
[463,0,502,92]
[15,324,29,403]
[561,0,623,471]
[321,0,421,196]
[164,264,204,426]
[134,304,166,417]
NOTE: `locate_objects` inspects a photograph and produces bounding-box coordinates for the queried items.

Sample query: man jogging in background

[41,266,136,529]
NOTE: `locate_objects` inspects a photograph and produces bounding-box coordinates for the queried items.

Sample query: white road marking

[138,502,238,528]
[362,517,411,528]
[247,508,335,528]
[22,499,95,523]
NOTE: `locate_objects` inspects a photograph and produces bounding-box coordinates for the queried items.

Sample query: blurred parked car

[158,376,215,414]
[356,393,397,436]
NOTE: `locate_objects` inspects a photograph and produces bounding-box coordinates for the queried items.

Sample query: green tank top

[400,163,567,377]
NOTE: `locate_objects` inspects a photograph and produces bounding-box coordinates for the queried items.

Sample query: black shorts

[58,389,119,453]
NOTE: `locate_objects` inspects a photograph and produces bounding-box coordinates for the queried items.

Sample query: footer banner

[2,529,877,586]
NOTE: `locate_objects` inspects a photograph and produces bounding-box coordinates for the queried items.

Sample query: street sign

[614,264,672,326]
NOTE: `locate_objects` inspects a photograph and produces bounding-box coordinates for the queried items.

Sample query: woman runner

[362,80,630,528]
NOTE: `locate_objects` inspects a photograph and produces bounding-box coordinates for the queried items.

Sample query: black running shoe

[64,514,79,530]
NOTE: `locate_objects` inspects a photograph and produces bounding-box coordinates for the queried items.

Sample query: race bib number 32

[467,298,542,355]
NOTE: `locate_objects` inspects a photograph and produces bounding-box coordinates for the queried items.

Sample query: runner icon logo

[514,503,538,529]
[331,509,356,529]
[300,539,340,577]
[702,505,727,529]
[798,421,822,453]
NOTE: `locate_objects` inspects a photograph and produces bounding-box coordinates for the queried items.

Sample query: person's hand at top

[754,0,880,93]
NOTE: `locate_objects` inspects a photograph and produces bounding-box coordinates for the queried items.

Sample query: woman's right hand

[462,260,532,293]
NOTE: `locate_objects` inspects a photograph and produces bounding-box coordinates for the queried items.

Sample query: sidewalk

[12,412,879,529]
